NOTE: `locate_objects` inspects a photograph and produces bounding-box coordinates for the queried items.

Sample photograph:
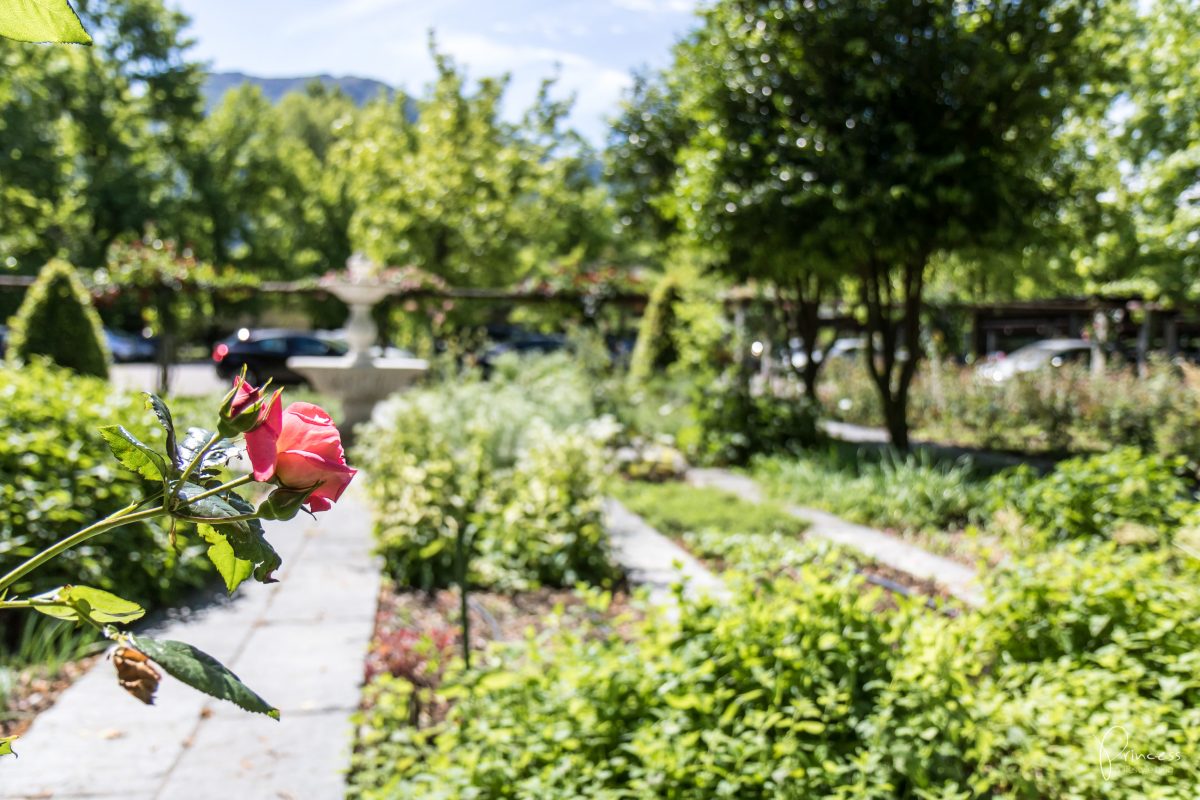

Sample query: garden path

[686,468,984,607]
[1,484,380,800]
[604,499,728,614]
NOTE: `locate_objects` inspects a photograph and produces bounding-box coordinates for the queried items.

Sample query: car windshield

[1009,342,1082,370]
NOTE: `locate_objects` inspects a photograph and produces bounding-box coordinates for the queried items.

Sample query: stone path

[603,499,728,614]
[686,468,984,607]
[1,485,380,800]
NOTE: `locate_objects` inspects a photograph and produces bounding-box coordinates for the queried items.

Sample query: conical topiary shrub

[6,259,110,379]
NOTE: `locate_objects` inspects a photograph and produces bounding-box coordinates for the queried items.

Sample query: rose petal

[305,495,333,513]
[275,450,357,503]
[276,402,347,463]
[229,376,259,417]
[245,393,283,481]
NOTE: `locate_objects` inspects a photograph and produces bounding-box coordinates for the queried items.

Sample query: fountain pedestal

[288,257,428,432]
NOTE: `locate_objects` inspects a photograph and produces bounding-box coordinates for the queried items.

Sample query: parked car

[105,328,158,363]
[212,328,347,385]
[976,338,1096,383]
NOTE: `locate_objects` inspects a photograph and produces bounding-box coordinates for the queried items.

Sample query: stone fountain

[288,254,428,431]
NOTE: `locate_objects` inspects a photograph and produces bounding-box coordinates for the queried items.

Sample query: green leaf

[0,735,16,758]
[174,483,251,533]
[0,0,91,44]
[217,494,283,583]
[222,522,281,584]
[177,427,239,474]
[198,524,256,593]
[99,425,168,481]
[131,635,280,719]
[31,585,145,624]
[144,393,178,470]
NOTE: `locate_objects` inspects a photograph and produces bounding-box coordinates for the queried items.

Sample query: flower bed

[349,545,1200,799]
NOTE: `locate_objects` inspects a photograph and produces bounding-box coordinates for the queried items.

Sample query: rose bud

[245,402,355,513]
[257,484,320,521]
[218,372,282,439]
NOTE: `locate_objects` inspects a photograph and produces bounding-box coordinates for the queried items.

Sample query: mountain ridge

[202,72,394,109]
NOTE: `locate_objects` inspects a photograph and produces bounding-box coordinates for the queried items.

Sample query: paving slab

[687,468,984,607]
[603,498,728,614]
[1,484,380,800]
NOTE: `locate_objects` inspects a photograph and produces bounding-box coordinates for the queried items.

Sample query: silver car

[976,338,1096,382]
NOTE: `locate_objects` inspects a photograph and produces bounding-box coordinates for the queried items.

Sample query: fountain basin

[288,355,428,433]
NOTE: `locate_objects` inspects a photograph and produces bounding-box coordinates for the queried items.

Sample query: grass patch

[611,480,808,539]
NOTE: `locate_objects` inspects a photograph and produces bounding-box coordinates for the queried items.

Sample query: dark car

[213,328,347,385]
[105,328,158,363]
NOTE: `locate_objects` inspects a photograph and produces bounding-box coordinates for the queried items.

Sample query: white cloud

[610,0,695,13]
[283,0,425,37]
[439,32,633,141]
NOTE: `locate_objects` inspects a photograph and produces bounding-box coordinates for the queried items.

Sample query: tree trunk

[859,255,925,451]
[155,287,174,397]
[776,274,830,404]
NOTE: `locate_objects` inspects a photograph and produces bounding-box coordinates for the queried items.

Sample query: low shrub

[688,369,822,466]
[985,448,1194,544]
[5,260,109,378]
[966,545,1200,797]
[350,572,911,800]
[350,544,1200,800]
[354,355,618,591]
[0,362,212,640]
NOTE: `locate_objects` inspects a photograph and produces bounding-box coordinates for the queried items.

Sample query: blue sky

[172,0,701,143]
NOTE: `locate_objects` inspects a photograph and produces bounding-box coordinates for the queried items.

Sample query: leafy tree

[606,72,692,260]
[342,46,612,288]
[0,0,203,271]
[666,0,1110,447]
[1117,0,1200,302]
[5,259,109,377]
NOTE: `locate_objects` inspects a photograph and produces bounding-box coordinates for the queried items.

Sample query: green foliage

[756,447,988,537]
[613,479,823,574]
[131,634,280,719]
[0,0,91,44]
[612,480,807,540]
[5,260,109,378]
[342,47,614,288]
[351,543,1200,800]
[0,362,210,612]
[689,371,822,466]
[985,448,1195,544]
[628,269,684,382]
[0,0,203,272]
[351,572,908,799]
[823,358,1200,468]
[354,355,618,591]
[965,545,1200,798]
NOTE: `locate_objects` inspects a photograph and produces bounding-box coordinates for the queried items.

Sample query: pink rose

[243,388,283,482]
[245,401,356,513]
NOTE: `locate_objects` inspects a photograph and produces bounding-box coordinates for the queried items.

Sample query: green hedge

[5,260,109,379]
[0,362,212,636]
[353,354,619,591]
[350,543,1200,799]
